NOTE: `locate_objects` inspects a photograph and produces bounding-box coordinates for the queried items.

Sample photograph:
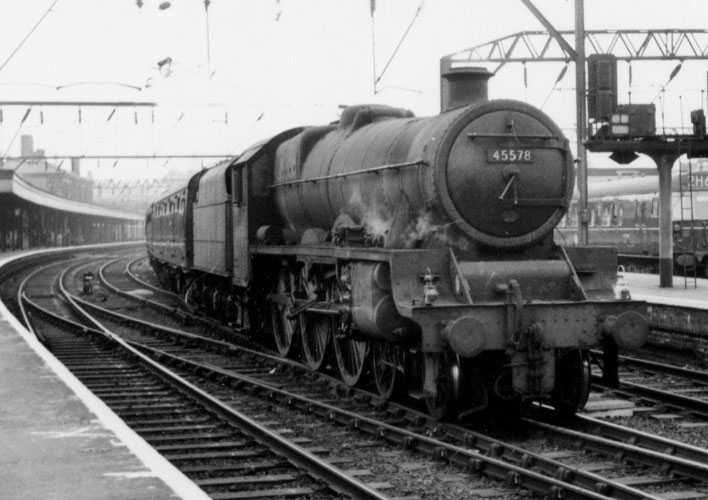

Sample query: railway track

[98,255,248,346]
[11,252,539,499]
[84,257,614,498]
[589,352,708,422]
[57,252,708,499]
[126,255,179,301]
[20,259,389,500]
[4,249,708,498]
[124,256,708,438]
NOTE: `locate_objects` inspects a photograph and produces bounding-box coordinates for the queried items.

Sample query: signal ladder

[678,156,697,288]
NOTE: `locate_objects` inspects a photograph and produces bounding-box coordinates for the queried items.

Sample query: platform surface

[0,249,207,500]
[625,272,708,309]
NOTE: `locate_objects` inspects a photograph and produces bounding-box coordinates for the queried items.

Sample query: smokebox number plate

[486,148,533,163]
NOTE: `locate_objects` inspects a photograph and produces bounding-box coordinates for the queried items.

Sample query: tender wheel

[333,330,369,387]
[371,341,402,400]
[552,349,591,416]
[300,313,331,370]
[424,351,461,420]
[270,268,299,357]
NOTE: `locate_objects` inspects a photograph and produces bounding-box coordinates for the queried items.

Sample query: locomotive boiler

[146,61,648,418]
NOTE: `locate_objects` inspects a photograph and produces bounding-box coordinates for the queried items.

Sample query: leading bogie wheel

[552,349,591,416]
[424,351,461,420]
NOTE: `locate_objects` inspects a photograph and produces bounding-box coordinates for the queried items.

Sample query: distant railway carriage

[146,65,648,418]
[145,186,188,280]
[556,169,708,276]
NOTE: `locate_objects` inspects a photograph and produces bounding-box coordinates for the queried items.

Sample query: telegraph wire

[0,0,61,75]
[374,1,424,91]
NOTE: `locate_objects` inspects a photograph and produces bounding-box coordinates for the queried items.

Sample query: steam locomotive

[146,62,648,418]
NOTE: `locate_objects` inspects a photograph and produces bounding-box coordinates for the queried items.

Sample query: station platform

[625,272,708,310]
[0,249,208,500]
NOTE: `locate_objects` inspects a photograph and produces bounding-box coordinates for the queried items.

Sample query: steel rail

[94,254,708,499]
[99,256,193,317]
[523,417,708,482]
[21,292,104,339]
[52,260,708,484]
[591,353,708,417]
[46,261,388,500]
[591,348,708,381]
[570,413,708,465]
[131,342,621,500]
[97,257,251,344]
[85,259,634,498]
[592,382,708,423]
[70,276,287,371]
[27,285,624,499]
[617,354,708,385]
[612,379,708,416]
[125,256,185,304]
[15,260,65,339]
[89,261,708,473]
[69,283,662,500]
[15,255,106,340]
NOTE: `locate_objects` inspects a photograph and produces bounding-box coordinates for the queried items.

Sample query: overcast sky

[0,0,705,179]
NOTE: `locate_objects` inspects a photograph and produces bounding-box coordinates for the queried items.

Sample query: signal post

[656,154,676,287]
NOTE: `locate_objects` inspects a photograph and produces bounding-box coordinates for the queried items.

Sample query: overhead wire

[0,0,61,75]
[0,0,60,166]
[370,0,377,94]
[540,62,569,110]
[374,1,424,93]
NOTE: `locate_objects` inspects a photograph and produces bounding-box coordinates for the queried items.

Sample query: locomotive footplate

[403,298,648,351]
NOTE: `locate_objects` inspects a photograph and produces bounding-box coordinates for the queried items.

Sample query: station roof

[0,170,143,221]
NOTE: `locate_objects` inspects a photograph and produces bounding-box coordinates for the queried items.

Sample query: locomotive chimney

[440,57,492,112]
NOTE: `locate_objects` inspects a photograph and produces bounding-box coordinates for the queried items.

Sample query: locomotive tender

[146,62,648,417]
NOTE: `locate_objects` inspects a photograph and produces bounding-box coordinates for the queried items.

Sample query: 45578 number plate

[486,148,533,163]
